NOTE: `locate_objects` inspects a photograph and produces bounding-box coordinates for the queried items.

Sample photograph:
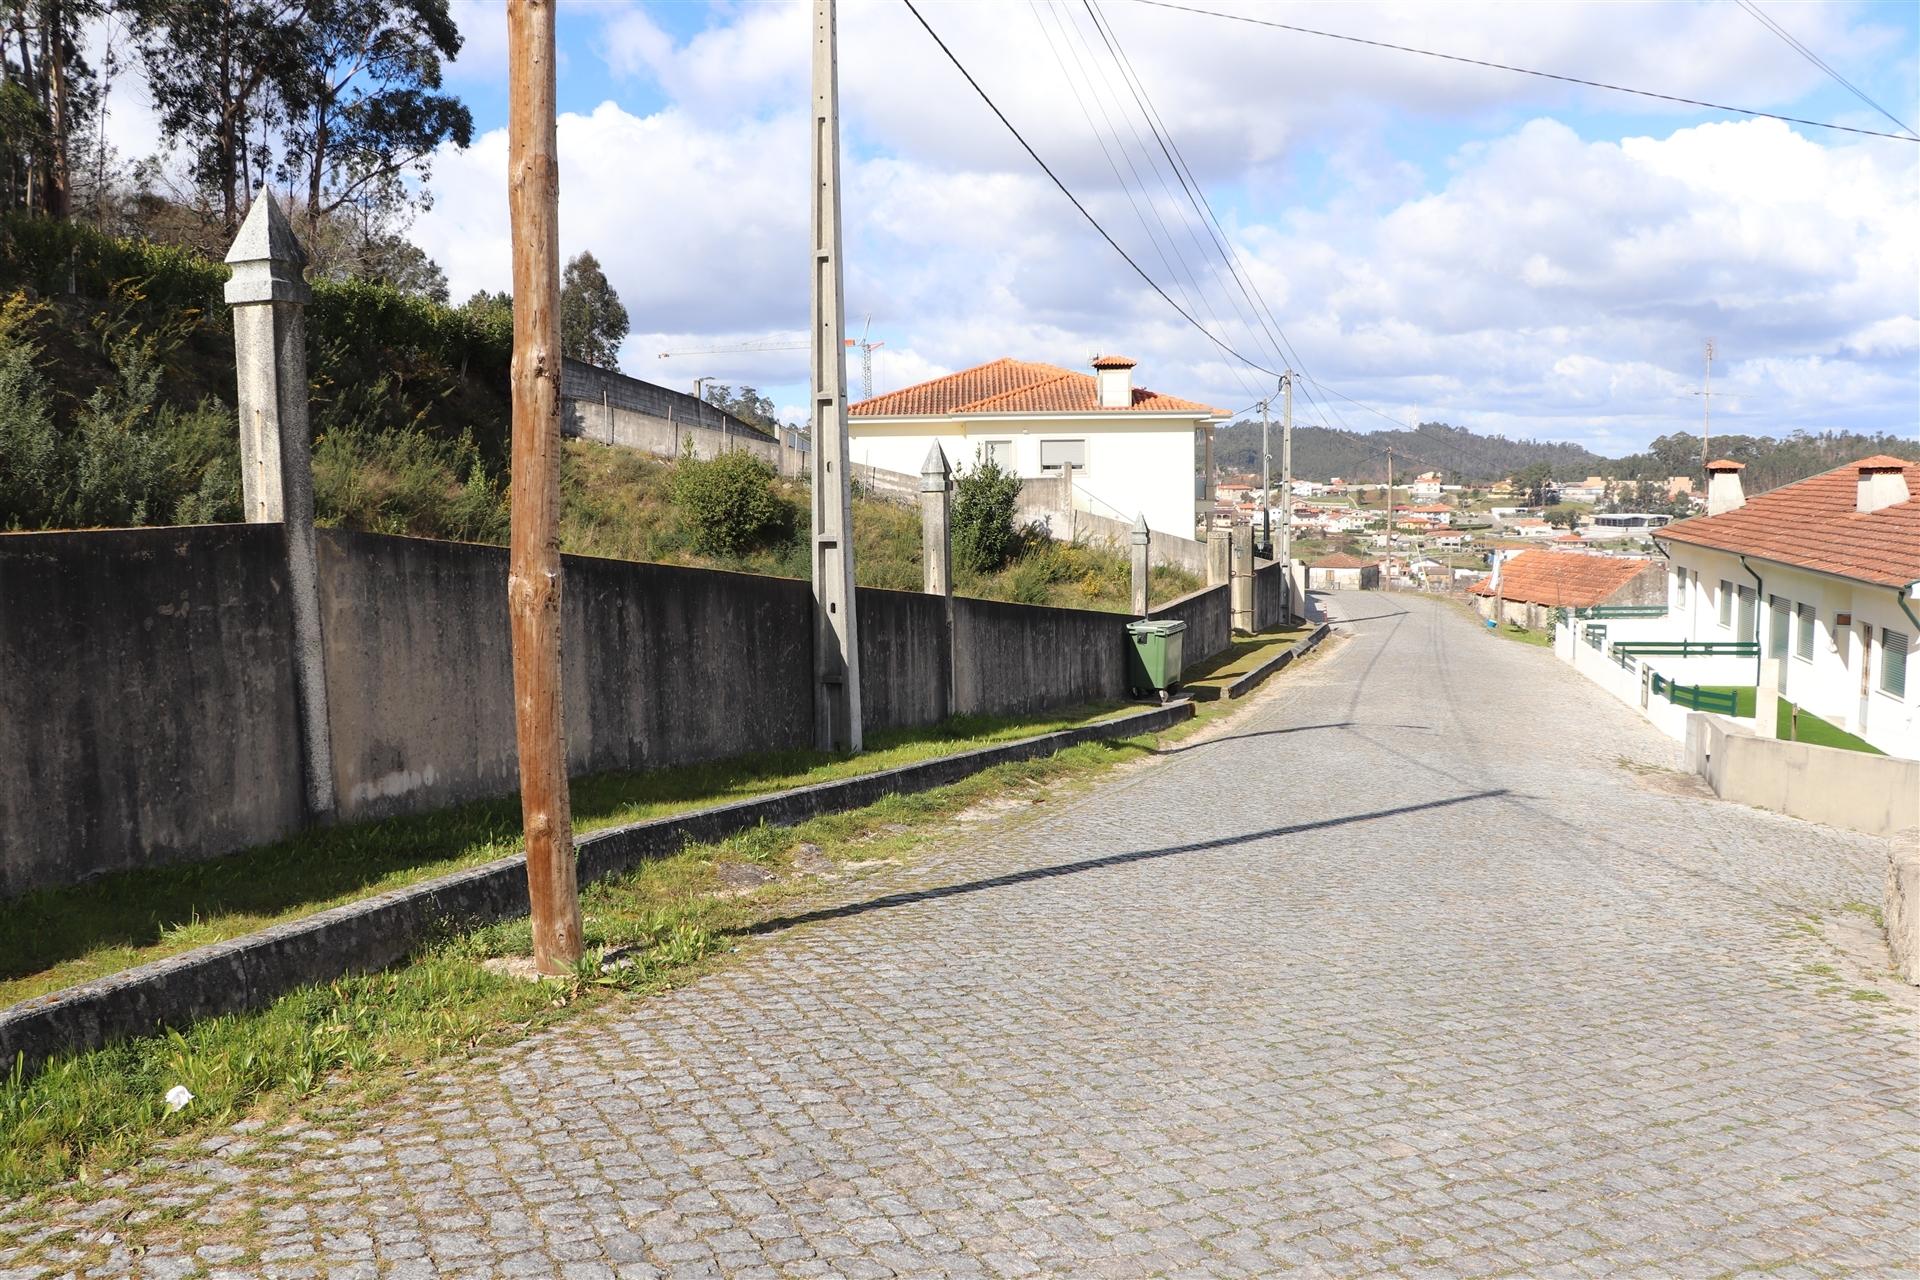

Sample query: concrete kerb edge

[0,701,1194,1074]
[1220,623,1332,702]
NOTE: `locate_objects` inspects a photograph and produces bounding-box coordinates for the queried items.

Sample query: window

[1038,439,1087,472]
[1883,630,1909,699]
[1768,595,1790,657]
[1794,602,1814,661]
[1737,585,1756,641]
[1673,572,1688,608]
[976,439,1014,471]
[1718,580,1733,628]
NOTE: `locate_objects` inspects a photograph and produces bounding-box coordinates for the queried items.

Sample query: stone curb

[1,702,1193,1074]
[1221,622,1332,701]
[1187,622,1332,703]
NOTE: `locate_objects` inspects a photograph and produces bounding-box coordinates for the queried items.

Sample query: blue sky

[400,1,1920,456]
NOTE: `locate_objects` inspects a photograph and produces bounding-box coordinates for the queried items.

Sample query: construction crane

[848,315,884,400]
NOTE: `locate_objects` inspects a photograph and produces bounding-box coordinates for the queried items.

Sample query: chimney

[1705,458,1745,516]
[1855,456,1911,514]
[1092,354,1136,409]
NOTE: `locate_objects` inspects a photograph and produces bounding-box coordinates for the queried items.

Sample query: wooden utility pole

[810,0,862,752]
[506,0,582,975]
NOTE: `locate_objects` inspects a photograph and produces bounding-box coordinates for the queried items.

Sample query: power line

[1081,0,1362,437]
[1036,0,1263,400]
[1123,0,1920,144]
[1733,0,1918,140]
[899,0,1287,377]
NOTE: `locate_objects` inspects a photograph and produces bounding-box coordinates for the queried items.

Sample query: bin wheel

[1158,689,1169,705]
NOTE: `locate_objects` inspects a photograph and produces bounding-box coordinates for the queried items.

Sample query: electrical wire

[898,0,1290,377]
[1733,0,1917,140]
[1122,0,1920,143]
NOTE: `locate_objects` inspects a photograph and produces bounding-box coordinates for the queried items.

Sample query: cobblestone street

[8,591,1917,1278]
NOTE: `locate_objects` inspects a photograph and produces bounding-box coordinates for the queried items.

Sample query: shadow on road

[1154,721,1433,755]
[753,788,1508,937]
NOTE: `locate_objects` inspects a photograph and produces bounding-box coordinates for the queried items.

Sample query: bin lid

[1128,619,1187,636]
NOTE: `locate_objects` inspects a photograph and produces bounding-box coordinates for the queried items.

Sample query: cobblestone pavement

[8,591,1917,1279]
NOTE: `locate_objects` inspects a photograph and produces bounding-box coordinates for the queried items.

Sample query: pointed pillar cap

[1131,513,1150,543]
[920,441,951,491]
[224,188,311,306]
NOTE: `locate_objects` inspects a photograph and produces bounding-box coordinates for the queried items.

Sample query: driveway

[8,591,1915,1278]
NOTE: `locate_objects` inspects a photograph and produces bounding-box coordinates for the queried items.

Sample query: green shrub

[669,449,797,557]
[952,453,1022,573]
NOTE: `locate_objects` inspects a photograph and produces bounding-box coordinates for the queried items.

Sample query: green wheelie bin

[1126,618,1187,701]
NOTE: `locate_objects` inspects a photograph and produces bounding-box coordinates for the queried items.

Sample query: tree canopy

[560,251,628,368]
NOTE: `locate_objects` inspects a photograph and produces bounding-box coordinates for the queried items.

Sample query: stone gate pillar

[226,189,334,818]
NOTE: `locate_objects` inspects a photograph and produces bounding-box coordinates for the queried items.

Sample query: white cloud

[401,0,1916,451]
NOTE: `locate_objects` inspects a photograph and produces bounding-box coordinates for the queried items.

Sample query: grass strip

[0,707,1133,1007]
[0,708,1224,1207]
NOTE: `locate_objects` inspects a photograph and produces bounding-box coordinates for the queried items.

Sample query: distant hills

[1211,419,1916,494]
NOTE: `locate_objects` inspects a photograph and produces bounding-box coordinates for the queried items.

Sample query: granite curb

[1,701,1192,1073]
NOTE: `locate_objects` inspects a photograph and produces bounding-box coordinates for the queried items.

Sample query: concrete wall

[858,587,951,734]
[1155,583,1231,668]
[318,530,818,821]
[1253,560,1293,631]
[561,358,807,478]
[1685,714,1920,839]
[951,597,1128,717]
[1015,480,1210,576]
[0,526,306,897]
[4,523,1237,897]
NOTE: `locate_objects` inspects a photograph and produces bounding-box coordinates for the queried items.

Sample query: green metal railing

[1649,672,1741,715]
[1613,639,1758,659]
[1584,624,1607,651]
[1561,603,1670,620]
[1610,646,1638,672]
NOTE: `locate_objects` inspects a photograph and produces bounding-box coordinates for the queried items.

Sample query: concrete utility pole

[809,0,862,751]
[505,0,581,975]
[1279,371,1295,620]
[1130,513,1150,617]
[1703,341,1716,469]
[1259,391,1272,559]
[1385,446,1395,573]
[225,188,333,821]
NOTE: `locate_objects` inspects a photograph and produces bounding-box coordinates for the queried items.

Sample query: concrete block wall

[952,597,1129,717]
[858,588,951,734]
[318,531,818,821]
[1,525,1245,898]
[1155,583,1231,667]
[0,526,307,897]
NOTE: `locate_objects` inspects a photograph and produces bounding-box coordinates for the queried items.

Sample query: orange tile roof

[849,357,1224,418]
[1655,455,1920,588]
[1090,354,1137,369]
[1467,549,1657,606]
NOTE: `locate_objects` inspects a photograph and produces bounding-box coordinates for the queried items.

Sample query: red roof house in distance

[1306,552,1383,591]
[848,356,1226,540]
[1468,548,1664,629]
[1651,455,1920,757]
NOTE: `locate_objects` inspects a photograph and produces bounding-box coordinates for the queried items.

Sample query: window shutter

[1768,596,1789,656]
[1883,630,1908,699]
[1794,603,1814,661]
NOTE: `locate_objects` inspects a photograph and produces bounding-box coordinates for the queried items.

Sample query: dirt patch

[789,843,834,877]
[1617,756,1714,799]
[712,861,777,897]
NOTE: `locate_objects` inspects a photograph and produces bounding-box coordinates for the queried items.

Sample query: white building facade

[848,356,1224,539]
[1650,458,1919,759]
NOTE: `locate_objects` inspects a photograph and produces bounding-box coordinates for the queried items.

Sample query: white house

[1650,456,1918,759]
[846,356,1225,539]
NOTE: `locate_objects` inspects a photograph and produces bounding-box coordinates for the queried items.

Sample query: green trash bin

[1126,618,1187,700]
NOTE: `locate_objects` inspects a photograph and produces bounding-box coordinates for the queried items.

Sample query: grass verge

[1180,627,1315,691]
[0,699,1251,1204]
[0,707,1135,1008]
